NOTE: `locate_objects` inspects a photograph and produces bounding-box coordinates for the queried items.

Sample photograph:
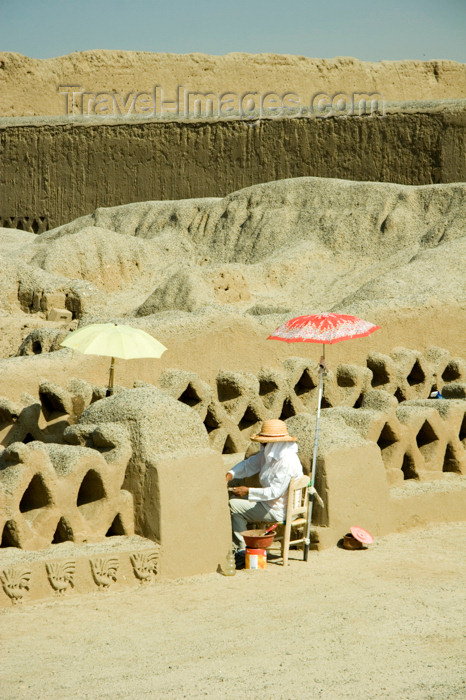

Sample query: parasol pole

[107,357,116,397]
[303,343,326,561]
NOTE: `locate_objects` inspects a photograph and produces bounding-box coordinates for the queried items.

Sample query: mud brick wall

[0,429,134,551]
[2,346,464,457]
[0,363,464,566]
[162,346,466,488]
[1,108,465,231]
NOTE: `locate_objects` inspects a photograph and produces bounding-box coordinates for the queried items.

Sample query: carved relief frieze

[90,556,119,590]
[0,567,32,604]
[46,560,76,594]
[130,550,160,583]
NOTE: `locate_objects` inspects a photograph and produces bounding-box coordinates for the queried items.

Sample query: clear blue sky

[1,0,465,62]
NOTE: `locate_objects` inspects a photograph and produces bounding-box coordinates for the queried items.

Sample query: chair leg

[282,519,292,566]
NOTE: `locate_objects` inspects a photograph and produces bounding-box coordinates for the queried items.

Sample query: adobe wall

[1,106,465,231]
[2,347,464,453]
[72,387,231,576]
[0,387,232,606]
[1,52,465,118]
[0,355,464,606]
[1,375,464,607]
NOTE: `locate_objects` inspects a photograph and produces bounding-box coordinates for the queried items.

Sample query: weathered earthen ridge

[0,51,465,117]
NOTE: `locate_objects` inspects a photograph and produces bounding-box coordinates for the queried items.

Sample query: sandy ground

[1,522,465,700]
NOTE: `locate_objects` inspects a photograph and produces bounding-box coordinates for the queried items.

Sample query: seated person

[226,419,303,555]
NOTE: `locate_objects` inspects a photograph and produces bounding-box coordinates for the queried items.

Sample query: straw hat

[251,419,296,443]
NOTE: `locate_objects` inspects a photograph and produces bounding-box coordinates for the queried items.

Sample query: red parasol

[268,313,380,561]
[267,312,380,345]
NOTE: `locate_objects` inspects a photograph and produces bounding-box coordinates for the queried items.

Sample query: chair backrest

[286,475,309,521]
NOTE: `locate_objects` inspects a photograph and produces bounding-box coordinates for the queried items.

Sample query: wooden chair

[275,475,310,566]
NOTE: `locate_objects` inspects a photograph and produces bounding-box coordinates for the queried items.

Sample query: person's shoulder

[285,453,302,469]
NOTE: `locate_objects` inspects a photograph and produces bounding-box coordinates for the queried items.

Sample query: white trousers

[229,498,278,550]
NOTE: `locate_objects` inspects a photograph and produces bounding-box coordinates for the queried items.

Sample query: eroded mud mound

[2,177,465,322]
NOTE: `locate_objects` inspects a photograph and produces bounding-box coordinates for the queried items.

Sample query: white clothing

[263,441,298,462]
[228,442,303,521]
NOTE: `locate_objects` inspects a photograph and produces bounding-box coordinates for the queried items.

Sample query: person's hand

[230,486,249,498]
[226,472,233,483]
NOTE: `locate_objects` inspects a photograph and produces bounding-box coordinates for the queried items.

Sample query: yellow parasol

[61,322,167,395]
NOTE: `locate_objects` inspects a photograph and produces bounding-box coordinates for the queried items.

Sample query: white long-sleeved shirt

[228,443,303,521]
